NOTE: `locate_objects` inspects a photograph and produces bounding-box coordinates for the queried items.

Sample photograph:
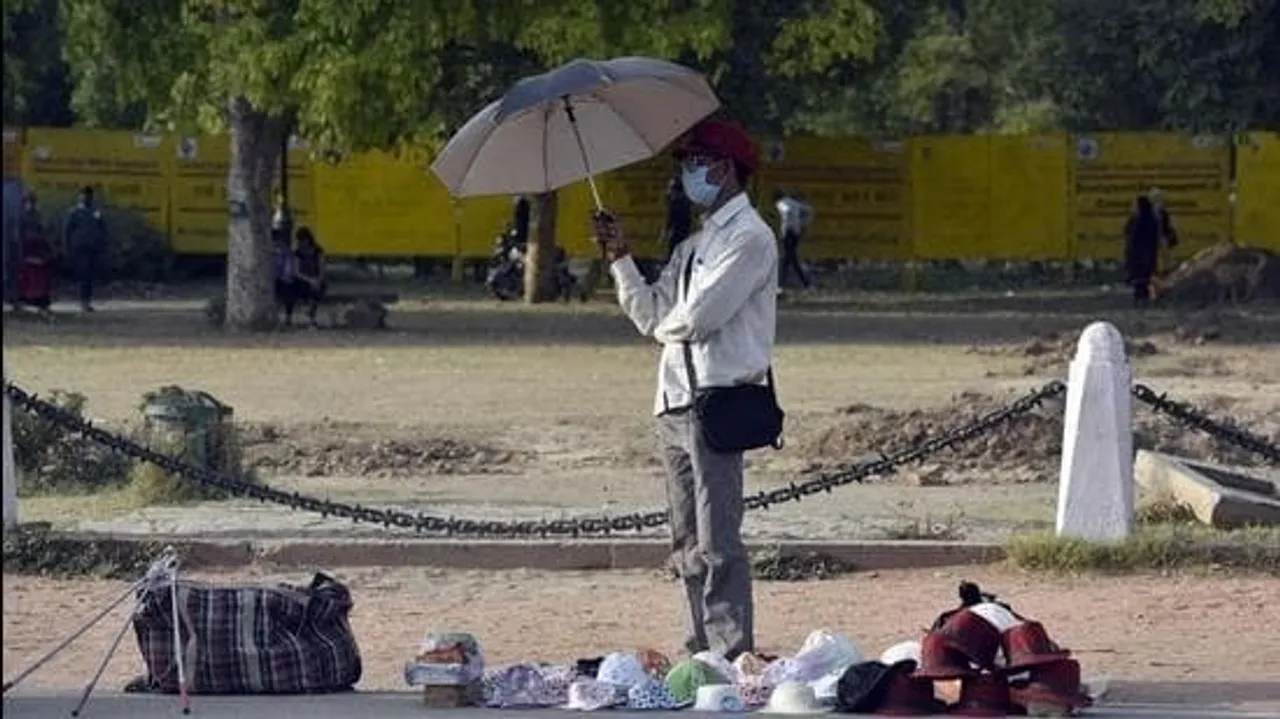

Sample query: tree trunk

[523,190,560,303]
[224,96,287,331]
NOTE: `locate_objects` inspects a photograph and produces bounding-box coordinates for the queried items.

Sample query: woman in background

[1123,195,1161,307]
[17,192,55,314]
[292,226,327,327]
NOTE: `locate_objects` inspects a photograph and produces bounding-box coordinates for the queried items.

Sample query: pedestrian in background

[63,186,109,313]
[18,192,55,314]
[291,226,327,327]
[774,189,813,289]
[1124,194,1162,307]
[3,178,24,309]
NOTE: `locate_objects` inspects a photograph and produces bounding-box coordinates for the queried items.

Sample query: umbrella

[430,57,720,210]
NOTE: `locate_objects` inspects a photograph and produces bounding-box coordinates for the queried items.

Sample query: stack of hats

[565,651,687,712]
[916,601,1093,716]
[835,658,944,716]
[1003,622,1093,716]
[404,632,485,708]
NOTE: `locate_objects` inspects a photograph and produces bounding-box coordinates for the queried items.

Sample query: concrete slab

[50,534,1007,571]
[1135,450,1280,529]
[3,693,1277,719]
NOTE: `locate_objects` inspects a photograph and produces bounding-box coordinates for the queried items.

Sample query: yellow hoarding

[1234,132,1280,252]
[1069,133,1230,261]
[986,134,1070,259]
[758,137,910,261]
[909,135,990,260]
[22,128,170,232]
[457,194,516,259]
[170,135,316,254]
[3,127,1263,263]
[311,150,458,257]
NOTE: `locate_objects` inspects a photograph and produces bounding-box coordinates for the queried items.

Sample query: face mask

[681,165,722,207]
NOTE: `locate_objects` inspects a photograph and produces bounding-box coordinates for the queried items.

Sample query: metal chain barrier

[1131,383,1280,464]
[5,380,1067,538]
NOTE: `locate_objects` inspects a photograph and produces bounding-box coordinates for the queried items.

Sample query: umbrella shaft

[564,97,604,211]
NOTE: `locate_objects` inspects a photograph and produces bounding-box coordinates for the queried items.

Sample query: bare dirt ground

[4,282,1279,540]
[4,566,1279,710]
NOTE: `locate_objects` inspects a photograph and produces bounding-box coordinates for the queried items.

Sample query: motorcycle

[485,230,587,302]
[485,231,525,301]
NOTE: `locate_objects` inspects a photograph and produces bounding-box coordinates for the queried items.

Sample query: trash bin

[141,386,236,476]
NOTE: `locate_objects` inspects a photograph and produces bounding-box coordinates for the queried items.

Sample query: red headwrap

[675,118,759,176]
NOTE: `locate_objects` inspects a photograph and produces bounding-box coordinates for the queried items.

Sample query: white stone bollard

[3,387,19,530]
[1056,321,1134,541]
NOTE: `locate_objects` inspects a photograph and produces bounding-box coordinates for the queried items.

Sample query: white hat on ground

[763,680,832,715]
[693,684,747,713]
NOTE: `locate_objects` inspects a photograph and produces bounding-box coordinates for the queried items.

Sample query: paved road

[4,693,1278,719]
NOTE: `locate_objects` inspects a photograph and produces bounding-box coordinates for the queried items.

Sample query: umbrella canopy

[430,57,720,206]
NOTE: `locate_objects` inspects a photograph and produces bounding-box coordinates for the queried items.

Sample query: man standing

[594,118,777,660]
[774,190,813,289]
[63,186,110,312]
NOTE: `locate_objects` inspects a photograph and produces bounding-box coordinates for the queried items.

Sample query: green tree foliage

[1052,0,1280,132]
[3,0,1268,313]
[2,0,75,127]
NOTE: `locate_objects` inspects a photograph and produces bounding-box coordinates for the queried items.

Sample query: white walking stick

[168,555,192,715]
[65,548,181,717]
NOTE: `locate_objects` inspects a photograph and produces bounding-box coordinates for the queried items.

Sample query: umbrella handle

[562,97,604,212]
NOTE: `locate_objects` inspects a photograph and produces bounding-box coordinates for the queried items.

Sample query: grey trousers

[655,409,754,659]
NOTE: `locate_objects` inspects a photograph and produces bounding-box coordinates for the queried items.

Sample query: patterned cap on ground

[596,651,649,689]
[626,676,688,710]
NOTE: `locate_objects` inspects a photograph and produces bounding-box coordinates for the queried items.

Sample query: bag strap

[679,247,779,398]
[681,250,699,394]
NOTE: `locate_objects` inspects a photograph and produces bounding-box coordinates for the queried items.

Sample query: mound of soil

[795,391,1277,483]
[967,334,1161,375]
[797,392,1066,478]
[240,424,528,478]
[1155,243,1280,308]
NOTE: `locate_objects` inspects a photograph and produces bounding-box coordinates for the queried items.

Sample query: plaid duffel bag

[130,571,362,694]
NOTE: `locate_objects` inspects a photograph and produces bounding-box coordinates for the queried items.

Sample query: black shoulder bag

[679,250,785,453]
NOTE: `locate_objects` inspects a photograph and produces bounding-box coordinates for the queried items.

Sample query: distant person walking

[663,174,694,260]
[774,190,813,289]
[63,186,109,312]
[1124,195,1163,306]
[17,192,55,314]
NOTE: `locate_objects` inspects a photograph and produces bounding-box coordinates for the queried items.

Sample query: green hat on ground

[664,658,728,704]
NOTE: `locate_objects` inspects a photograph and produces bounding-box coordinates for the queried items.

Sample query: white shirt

[610,192,779,416]
[775,196,812,235]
